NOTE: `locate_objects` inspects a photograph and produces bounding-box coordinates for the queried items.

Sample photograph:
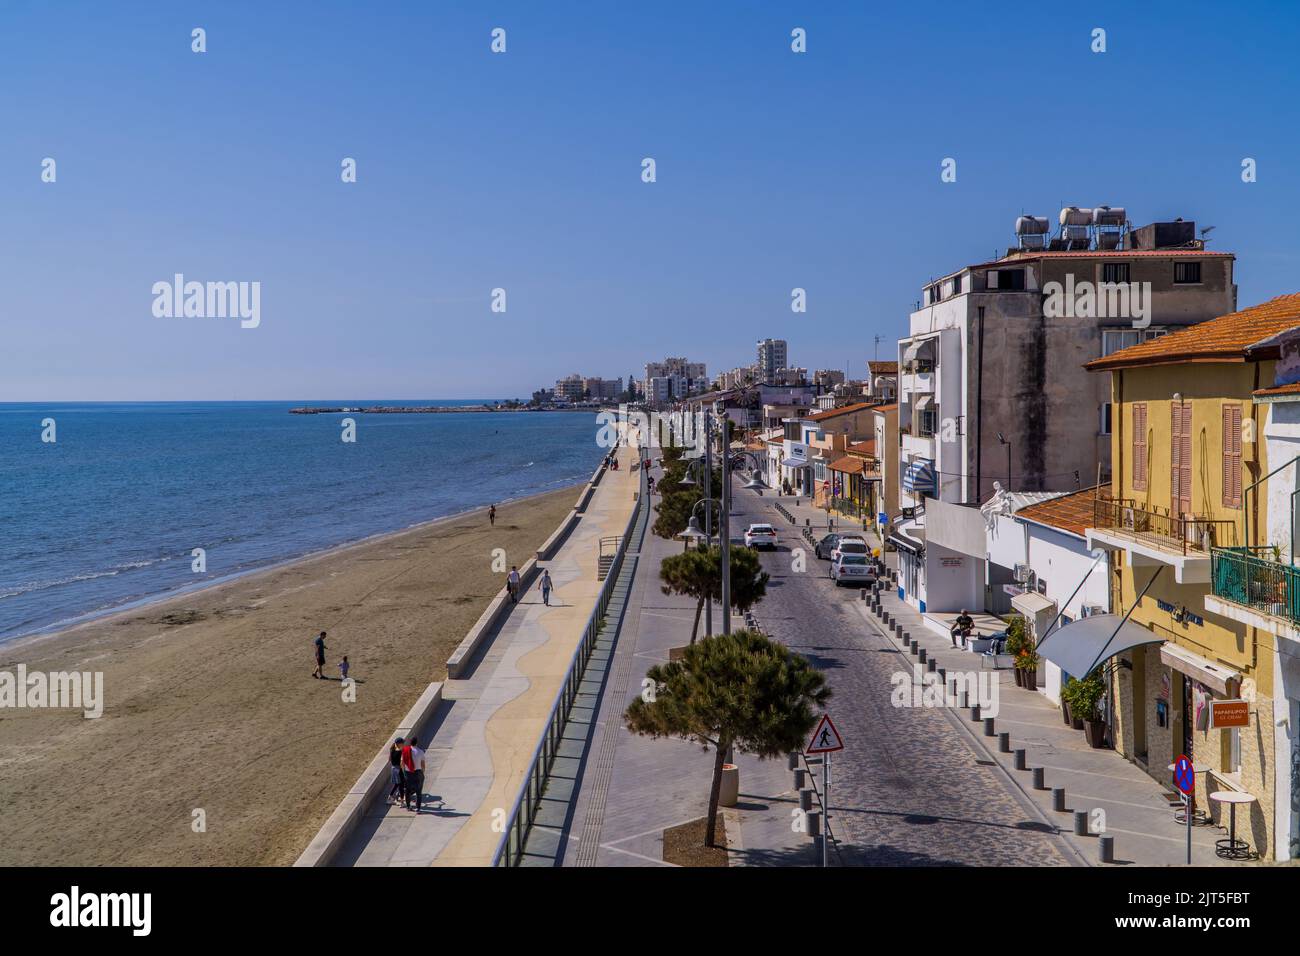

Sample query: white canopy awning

[781,456,808,468]
[1160,643,1241,696]
[914,394,933,413]
[903,341,922,364]
[1037,614,1163,679]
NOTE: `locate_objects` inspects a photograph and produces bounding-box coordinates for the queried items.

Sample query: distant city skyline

[6,2,1300,401]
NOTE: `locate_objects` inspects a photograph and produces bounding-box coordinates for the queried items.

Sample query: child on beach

[339,656,350,681]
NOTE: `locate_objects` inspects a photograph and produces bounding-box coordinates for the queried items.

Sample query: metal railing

[1091,495,1237,555]
[492,464,645,866]
[1211,546,1300,626]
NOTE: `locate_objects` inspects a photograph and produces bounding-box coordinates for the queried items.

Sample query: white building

[756,339,788,381]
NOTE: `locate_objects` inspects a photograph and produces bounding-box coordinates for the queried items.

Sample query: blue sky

[4,0,1300,400]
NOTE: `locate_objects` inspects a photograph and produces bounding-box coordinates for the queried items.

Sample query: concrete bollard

[918,648,927,664]
[794,769,807,790]
[806,809,821,837]
[1099,834,1115,863]
[927,658,937,673]
[1032,767,1046,790]
[902,632,911,647]
[1014,749,1026,770]
[998,732,1010,753]
[983,717,995,737]
[1052,788,1067,812]
[937,667,946,683]
[1073,811,1088,836]
[970,705,981,721]
[956,690,968,709]
[910,643,919,657]
[787,753,799,771]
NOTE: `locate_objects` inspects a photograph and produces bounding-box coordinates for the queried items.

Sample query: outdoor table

[1167,761,1211,825]
[1208,791,1257,859]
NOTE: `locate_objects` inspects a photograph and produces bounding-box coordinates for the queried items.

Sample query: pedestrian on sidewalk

[488,504,496,526]
[312,631,327,679]
[539,569,553,606]
[401,735,425,812]
[388,737,406,806]
[951,609,974,648]
[507,566,521,603]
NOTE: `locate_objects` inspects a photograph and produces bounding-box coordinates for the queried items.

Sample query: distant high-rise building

[756,339,788,381]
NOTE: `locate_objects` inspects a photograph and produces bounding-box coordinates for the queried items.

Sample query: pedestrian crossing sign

[805,714,844,754]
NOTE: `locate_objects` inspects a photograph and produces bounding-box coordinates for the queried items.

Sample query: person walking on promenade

[312,631,327,679]
[388,737,406,806]
[539,569,553,606]
[507,566,521,603]
[401,735,426,812]
[488,504,496,526]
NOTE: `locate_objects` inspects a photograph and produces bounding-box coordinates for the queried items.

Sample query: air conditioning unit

[1013,563,1033,583]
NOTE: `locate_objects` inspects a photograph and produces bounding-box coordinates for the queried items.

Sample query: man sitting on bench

[951,609,975,648]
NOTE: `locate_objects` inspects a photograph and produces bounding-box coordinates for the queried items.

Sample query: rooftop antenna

[1200,225,1216,244]
[873,334,883,362]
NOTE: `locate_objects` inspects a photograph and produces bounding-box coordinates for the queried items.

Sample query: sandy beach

[0,486,579,866]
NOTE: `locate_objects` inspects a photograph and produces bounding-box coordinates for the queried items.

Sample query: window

[1101,262,1131,284]
[1171,400,1192,515]
[1174,261,1202,284]
[1132,403,1148,491]
[990,268,1025,291]
[918,408,939,437]
[1102,328,1166,357]
[1222,404,1243,508]
[1099,402,1112,436]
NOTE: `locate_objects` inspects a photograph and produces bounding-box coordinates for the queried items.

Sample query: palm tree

[625,630,830,848]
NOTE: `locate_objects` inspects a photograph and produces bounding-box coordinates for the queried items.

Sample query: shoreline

[1,479,587,654]
[0,482,584,866]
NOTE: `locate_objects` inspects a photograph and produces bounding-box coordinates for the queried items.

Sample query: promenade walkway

[332,445,639,866]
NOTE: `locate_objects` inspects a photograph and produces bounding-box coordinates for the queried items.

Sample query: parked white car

[831,534,869,563]
[743,523,778,549]
[830,553,875,586]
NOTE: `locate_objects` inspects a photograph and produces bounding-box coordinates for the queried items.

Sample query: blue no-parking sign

[1174,754,1195,795]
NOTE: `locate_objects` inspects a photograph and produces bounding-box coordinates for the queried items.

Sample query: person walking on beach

[539,569,553,606]
[488,504,496,526]
[388,737,406,806]
[339,655,350,682]
[312,631,327,679]
[401,735,426,812]
[507,566,521,603]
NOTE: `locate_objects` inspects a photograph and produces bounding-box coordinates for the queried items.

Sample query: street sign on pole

[805,714,844,754]
[1174,754,1194,865]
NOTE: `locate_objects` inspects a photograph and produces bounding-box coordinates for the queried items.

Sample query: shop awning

[781,455,808,468]
[888,532,923,555]
[903,458,936,495]
[829,456,863,475]
[1160,643,1241,697]
[1036,614,1164,678]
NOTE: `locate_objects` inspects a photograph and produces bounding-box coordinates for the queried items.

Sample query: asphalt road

[730,487,1075,866]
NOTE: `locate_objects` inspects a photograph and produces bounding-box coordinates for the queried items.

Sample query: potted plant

[1004,616,1031,687]
[1015,650,1040,691]
[1062,677,1084,728]
[1070,674,1107,748]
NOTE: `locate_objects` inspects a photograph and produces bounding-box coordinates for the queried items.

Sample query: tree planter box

[1062,701,1072,725]
[1022,668,1038,692]
[1014,669,1025,688]
[1083,719,1107,749]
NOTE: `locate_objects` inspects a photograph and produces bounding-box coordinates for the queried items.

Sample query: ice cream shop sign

[1209,699,1250,729]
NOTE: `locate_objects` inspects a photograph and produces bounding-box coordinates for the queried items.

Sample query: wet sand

[0,486,579,866]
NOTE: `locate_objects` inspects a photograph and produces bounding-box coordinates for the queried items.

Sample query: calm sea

[0,402,604,644]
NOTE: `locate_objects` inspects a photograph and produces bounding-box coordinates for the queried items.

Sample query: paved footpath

[771,492,1230,867]
[333,446,638,866]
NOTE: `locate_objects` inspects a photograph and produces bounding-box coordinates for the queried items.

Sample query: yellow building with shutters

[1079,295,1300,861]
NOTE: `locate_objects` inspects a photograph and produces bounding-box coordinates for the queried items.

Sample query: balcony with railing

[1085,494,1238,584]
[1208,546,1300,632]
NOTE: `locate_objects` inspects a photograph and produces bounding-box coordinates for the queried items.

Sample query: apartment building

[893,208,1237,612]
[756,338,788,381]
[1065,295,1300,861]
